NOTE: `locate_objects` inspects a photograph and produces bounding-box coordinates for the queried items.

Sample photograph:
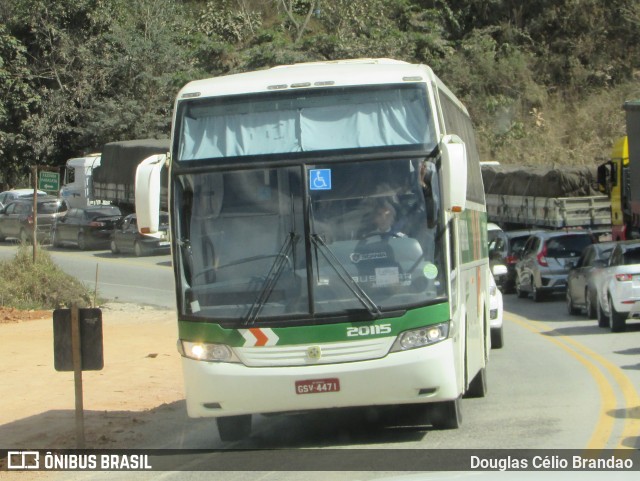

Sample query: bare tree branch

[280,0,299,29]
[295,0,318,43]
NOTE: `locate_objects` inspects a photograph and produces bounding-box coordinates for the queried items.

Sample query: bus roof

[177,59,439,100]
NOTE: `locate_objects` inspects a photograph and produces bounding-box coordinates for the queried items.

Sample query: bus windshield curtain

[179,96,430,160]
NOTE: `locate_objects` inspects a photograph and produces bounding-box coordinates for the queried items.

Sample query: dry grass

[0,244,94,310]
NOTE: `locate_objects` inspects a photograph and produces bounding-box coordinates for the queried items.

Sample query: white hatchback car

[596,240,640,332]
[489,266,505,349]
[0,188,48,205]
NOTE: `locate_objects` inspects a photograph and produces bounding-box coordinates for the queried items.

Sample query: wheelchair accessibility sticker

[310,169,332,191]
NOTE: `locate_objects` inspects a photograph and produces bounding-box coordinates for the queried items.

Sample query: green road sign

[39,171,60,192]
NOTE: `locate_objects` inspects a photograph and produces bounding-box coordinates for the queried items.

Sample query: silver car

[515,230,595,302]
[596,240,640,332]
[566,241,617,318]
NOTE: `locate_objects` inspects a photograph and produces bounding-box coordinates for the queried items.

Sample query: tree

[0,25,40,188]
[5,0,116,165]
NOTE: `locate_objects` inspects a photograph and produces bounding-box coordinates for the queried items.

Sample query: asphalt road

[2,242,639,480]
[0,242,175,309]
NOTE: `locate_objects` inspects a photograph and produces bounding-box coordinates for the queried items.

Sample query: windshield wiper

[310,234,382,319]
[244,232,299,325]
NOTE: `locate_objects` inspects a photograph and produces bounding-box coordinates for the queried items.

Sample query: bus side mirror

[440,135,467,213]
[135,153,166,234]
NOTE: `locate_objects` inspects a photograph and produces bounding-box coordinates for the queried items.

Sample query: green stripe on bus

[178,301,451,346]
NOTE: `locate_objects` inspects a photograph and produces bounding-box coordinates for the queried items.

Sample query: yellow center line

[556,333,640,449]
[507,313,616,449]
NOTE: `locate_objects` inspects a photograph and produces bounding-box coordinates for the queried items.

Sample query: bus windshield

[174,157,446,323]
[176,85,435,160]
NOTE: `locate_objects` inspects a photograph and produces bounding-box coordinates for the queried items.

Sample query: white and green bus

[138,58,490,441]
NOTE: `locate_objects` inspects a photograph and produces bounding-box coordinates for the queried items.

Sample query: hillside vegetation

[1,0,640,188]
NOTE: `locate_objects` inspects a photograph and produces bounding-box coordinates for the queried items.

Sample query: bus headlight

[390,322,450,352]
[178,340,240,363]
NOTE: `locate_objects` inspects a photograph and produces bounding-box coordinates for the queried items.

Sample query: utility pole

[32,166,38,263]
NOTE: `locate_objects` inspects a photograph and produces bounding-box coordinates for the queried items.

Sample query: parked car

[488,228,545,293]
[595,240,640,332]
[489,265,506,349]
[0,188,48,205]
[0,197,66,243]
[110,212,170,256]
[51,206,122,250]
[566,241,617,318]
[515,230,595,302]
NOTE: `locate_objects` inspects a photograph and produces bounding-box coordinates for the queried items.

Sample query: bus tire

[216,415,252,442]
[430,397,462,430]
[464,367,488,398]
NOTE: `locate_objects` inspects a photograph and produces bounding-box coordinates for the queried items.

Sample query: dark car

[566,241,617,318]
[51,205,122,250]
[488,229,544,293]
[110,212,170,256]
[0,197,66,243]
[515,230,596,302]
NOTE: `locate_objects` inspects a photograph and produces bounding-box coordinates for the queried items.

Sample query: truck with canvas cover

[92,139,169,214]
[481,164,611,229]
[60,139,170,214]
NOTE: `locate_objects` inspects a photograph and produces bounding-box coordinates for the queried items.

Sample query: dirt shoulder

[0,303,187,449]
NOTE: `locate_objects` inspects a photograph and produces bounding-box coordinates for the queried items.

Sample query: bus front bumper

[181,338,460,418]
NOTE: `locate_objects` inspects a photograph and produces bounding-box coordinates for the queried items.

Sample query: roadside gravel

[0,302,189,449]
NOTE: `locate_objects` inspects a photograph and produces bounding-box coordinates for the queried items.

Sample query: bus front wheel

[430,397,462,429]
[464,367,487,398]
[216,415,252,442]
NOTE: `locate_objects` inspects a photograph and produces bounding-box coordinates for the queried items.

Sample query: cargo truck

[481,164,612,230]
[59,139,169,214]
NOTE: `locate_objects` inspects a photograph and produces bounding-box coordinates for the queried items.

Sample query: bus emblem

[306,346,322,360]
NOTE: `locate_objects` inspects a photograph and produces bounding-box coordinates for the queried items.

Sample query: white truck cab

[59,154,101,208]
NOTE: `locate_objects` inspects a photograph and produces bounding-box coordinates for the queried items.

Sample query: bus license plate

[295,378,340,395]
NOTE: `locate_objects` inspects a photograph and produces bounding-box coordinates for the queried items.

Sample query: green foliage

[0,245,94,309]
[0,25,41,188]
[0,0,639,176]
[196,0,263,43]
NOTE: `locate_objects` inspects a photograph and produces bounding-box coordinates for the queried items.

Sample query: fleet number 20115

[346,324,392,337]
